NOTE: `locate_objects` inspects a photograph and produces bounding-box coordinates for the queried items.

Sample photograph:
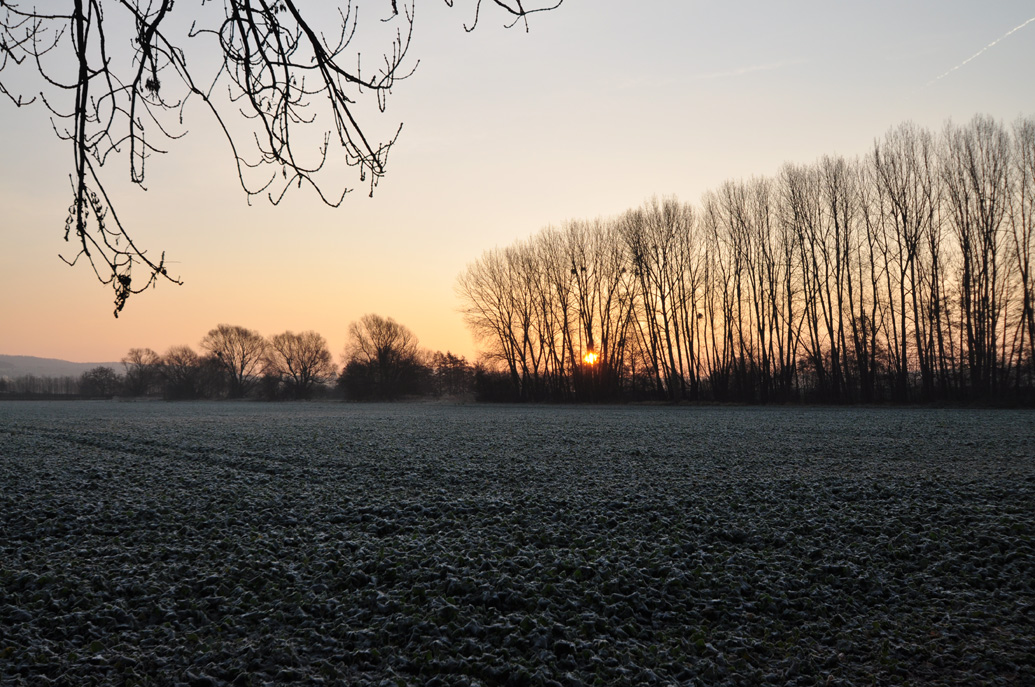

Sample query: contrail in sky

[928,14,1035,86]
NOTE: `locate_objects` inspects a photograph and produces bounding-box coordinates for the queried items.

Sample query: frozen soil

[1,401,1034,686]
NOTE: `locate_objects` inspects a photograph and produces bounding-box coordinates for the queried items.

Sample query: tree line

[458,115,1035,404]
[0,317,475,401]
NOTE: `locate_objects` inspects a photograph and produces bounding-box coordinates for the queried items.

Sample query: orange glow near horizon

[4,6,1032,368]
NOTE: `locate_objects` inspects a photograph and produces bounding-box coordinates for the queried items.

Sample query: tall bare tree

[1012,116,1035,383]
[535,228,576,399]
[457,246,527,396]
[941,116,1013,396]
[871,123,938,400]
[622,198,697,400]
[699,191,740,400]
[562,218,636,400]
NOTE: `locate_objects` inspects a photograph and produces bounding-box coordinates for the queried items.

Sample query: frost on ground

[1,402,1033,686]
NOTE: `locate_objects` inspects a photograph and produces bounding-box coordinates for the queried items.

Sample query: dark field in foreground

[1,402,1033,686]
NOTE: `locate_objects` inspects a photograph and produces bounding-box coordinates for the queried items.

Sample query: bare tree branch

[0,0,563,314]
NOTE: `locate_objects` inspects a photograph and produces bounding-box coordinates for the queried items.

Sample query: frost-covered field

[1,401,1034,686]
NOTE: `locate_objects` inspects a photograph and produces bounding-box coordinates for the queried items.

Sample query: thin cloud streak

[927,15,1035,86]
[691,59,805,81]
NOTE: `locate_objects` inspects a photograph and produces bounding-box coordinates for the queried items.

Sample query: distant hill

[0,355,123,378]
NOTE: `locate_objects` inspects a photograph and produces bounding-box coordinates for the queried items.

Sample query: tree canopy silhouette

[340,313,424,399]
[264,330,336,399]
[459,116,1035,405]
[0,0,561,315]
[201,323,268,398]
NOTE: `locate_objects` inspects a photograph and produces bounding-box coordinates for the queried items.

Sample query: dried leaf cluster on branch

[0,0,560,315]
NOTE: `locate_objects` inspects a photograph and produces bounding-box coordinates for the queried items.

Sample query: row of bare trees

[0,375,82,398]
[119,326,335,400]
[458,115,1035,404]
[111,319,474,400]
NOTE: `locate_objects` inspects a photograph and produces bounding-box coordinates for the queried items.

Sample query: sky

[2,0,1035,365]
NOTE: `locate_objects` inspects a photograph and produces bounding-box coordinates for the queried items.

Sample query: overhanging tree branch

[0,0,562,315]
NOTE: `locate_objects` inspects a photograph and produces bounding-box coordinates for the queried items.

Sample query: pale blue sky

[2,1,1034,362]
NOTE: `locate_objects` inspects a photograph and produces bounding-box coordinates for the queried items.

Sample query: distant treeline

[458,115,1035,404]
[1,317,479,401]
[9,115,1034,406]
[0,375,84,400]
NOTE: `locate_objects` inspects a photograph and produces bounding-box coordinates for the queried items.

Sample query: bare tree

[622,198,697,400]
[78,365,121,397]
[1012,116,1035,383]
[0,0,561,314]
[160,344,202,399]
[200,323,268,397]
[716,178,787,401]
[342,313,423,399]
[265,330,335,399]
[429,350,474,397]
[563,217,636,400]
[871,123,938,400]
[121,346,162,396]
[457,246,526,396]
[836,157,884,402]
[700,190,741,400]
[535,228,577,399]
[941,116,1012,396]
